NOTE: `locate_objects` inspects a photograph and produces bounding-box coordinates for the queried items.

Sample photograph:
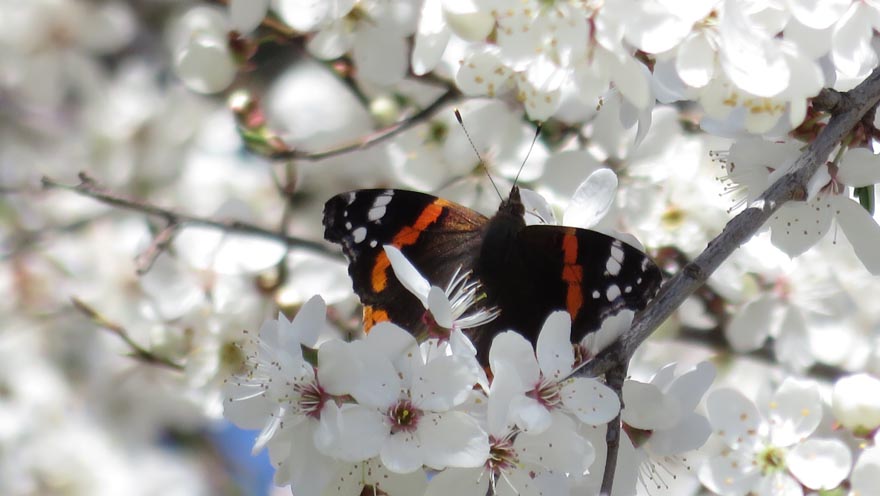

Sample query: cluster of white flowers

[222,244,719,495]
[7,0,880,495]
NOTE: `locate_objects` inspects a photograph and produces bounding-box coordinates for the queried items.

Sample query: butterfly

[323,186,662,362]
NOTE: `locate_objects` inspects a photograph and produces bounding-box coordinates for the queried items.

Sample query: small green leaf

[818,487,846,496]
[855,185,875,215]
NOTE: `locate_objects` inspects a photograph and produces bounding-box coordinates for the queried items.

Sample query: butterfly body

[323,187,661,361]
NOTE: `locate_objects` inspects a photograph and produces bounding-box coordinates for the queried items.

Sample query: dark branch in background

[267,88,460,162]
[41,173,339,266]
[581,67,880,379]
[71,297,183,371]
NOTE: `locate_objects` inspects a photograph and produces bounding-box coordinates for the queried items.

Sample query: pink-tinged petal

[425,467,487,496]
[621,380,679,430]
[770,198,833,257]
[725,296,777,352]
[698,450,761,496]
[427,286,453,328]
[752,472,804,496]
[838,147,880,187]
[420,412,489,470]
[314,403,386,462]
[536,311,574,381]
[489,331,540,385]
[509,394,552,434]
[767,378,822,447]
[706,388,762,449]
[562,169,618,230]
[380,430,424,474]
[384,245,430,306]
[288,294,326,349]
[834,195,880,274]
[666,361,716,412]
[414,355,476,411]
[563,377,621,425]
[649,411,712,455]
[788,438,852,489]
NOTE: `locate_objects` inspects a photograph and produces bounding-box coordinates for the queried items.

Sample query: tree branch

[268,88,461,162]
[599,363,627,496]
[41,172,338,259]
[71,297,184,371]
[584,67,880,378]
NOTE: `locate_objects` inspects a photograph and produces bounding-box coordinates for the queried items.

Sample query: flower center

[755,445,787,475]
[487,434,518,473]
[527,376,563,409]
[387,400,422,433]
[293,377,326,419]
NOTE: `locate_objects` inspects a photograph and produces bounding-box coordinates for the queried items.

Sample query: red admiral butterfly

[323,186,662,362]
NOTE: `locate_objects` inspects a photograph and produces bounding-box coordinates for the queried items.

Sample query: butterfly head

[497,185,525,219]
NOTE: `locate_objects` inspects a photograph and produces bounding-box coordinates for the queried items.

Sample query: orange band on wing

[363,305,390,331]
[561,230,583,318]
[370,199,448,293]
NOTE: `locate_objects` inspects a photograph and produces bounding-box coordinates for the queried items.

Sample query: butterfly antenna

[513,122,543,187]
[455,108,503,201]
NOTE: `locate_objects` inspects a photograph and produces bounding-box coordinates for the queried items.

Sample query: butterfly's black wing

[472,223,662,358]
[323,189,488,333]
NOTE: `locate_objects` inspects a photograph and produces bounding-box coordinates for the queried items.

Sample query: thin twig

[71,297,184,371]
[583,67,880,379]
[135,223,180,274]
[41,173,338,259]
[269,88,461,162]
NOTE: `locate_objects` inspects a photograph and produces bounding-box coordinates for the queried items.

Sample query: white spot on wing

[606,284,621,301]
[592,290,600,299]
[368,205,386,221]
[606,257,622,276]
[369,240,377,248]
[345,221,352,230]
[352,227,367,243]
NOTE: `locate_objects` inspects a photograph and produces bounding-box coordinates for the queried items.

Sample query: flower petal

[725,295,777,352]
[833,195,880,274]
[489,331,540,385]
[414,354,476,411]
[427,286,453,328]
[536,311,574,381]
[766,377,822,447]
[621,380,679,430]
[838,147,880,187]
[384,245,430,306]
[666,361,716,412]
[706,388,762,449]
[562,377,620,425]
[769,198,833,257]
[425,467,487,496]
[562,168,618,230]
[420,412,489,470]
[788,438,852,489]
